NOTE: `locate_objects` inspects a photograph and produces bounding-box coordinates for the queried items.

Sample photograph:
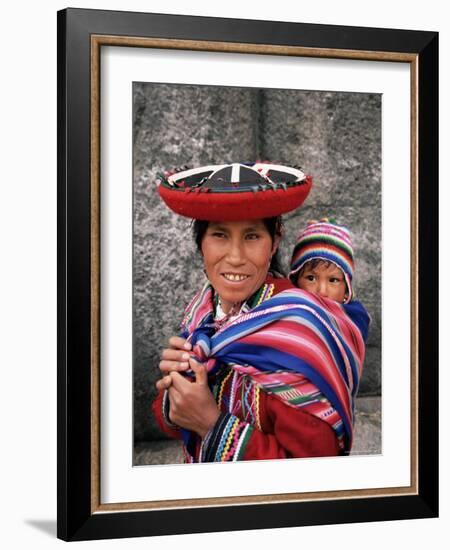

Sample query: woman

[152,162,369,462]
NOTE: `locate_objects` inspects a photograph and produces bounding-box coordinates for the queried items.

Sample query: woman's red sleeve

[151,388,183,441]
[242,393,340,460]
[199,391,339,462]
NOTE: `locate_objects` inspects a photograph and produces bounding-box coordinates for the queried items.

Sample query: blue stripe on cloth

[262,291,338,322]
[343,300,371,342]
[211,307,352,389]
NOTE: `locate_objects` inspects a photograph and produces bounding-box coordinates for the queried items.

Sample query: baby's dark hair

[191,216,286,277]
[296,259,336,279]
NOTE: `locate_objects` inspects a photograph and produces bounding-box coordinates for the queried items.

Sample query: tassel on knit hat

[289,218,355,303]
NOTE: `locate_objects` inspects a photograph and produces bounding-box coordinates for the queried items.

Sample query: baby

[289,218,355,304]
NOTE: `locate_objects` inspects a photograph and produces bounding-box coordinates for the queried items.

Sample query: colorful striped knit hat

[289,218,355,303]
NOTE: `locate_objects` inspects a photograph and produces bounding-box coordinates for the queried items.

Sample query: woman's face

[201,220,279,314]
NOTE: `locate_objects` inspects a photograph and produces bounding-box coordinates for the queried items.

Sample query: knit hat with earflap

[289,218,355,303]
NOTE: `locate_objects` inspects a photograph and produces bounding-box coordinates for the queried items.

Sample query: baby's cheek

[297,279,309,290]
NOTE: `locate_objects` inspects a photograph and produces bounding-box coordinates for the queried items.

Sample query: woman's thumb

[189,357,207,385]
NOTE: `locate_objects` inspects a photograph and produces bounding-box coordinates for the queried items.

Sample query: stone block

[260,89,381,207]
[358,345,382,395]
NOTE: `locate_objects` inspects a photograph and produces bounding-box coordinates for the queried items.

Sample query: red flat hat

[157,162,313,221]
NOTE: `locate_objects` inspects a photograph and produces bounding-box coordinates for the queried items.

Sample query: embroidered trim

[255,384,262,431]
[247,283,275,309]
[219,416,240,460]
[235,424,253,461]
[242,377,253,422]
[228,370,239,413]
[217,369,233,407]
[199,412,254,462]
[215,369,262,435]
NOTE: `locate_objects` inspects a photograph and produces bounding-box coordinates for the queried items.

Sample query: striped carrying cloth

[180,282,370,454]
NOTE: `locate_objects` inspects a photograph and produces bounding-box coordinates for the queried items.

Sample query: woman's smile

[221,273,250,283]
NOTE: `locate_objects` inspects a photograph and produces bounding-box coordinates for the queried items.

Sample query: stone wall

[133,82,381,442]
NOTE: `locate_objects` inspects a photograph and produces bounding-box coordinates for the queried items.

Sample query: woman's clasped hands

[156,336,220,438]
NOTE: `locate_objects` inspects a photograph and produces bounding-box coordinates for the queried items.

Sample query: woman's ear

[272,220,284,255]
[271,234,281,256]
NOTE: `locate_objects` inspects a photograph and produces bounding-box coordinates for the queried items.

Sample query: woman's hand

[156,336,192,391]
[167,357,220,438]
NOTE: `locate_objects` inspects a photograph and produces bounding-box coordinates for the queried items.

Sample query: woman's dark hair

[191,216,286,277]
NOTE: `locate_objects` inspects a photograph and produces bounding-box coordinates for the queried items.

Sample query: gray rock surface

[260,90,381,207]
[133,82,382,443]
[351,396,382,455]
[134,439,184,466]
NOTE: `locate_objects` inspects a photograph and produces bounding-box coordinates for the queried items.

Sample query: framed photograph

[57,8,438,541]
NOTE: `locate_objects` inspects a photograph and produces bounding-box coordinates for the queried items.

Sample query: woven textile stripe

[180,283,369,454]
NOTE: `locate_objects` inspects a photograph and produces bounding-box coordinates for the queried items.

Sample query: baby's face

[296,261,348,303]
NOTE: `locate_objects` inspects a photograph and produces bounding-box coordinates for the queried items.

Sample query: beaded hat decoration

[157,162,312,221]
[289,218,355,303]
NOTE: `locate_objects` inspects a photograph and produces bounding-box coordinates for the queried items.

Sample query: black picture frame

[57,7,438,541]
